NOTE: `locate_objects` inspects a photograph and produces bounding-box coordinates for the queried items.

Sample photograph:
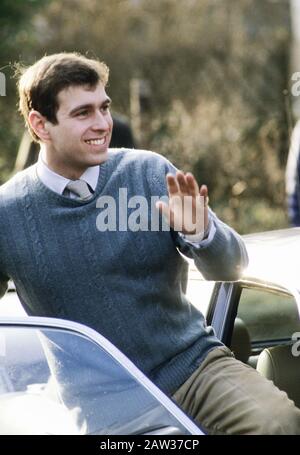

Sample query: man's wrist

[183,216,212,242]
[178,216,214,248]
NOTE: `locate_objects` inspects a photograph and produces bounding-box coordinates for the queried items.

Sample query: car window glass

[237,287,300,343]
[0,326,194,435]
[186,262,215,316]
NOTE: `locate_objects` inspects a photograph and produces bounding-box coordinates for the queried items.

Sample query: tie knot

[65,180,94,201]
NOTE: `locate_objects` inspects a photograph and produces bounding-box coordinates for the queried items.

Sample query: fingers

[166,174,180,196]
[185,172,199,197]
[199,184,207,197]
[200,184,209,206]
[159,173,210,233]
[167,171,199,197]
[176,171,189,195]
[155,200,174,226]
[167,171,209,203]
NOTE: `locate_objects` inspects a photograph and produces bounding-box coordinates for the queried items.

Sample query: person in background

[286,119,300,226]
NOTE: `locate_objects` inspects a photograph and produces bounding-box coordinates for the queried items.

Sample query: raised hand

[156,171,209,235]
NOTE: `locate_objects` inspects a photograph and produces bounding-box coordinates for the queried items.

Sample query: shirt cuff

[179,216,216,247]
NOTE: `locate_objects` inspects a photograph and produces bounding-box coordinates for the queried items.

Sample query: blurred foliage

[0,0,293,233]
[0,0,48,182]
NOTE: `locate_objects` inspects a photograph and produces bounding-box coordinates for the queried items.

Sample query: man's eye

[102,104,110,113]
[76,110,88,117]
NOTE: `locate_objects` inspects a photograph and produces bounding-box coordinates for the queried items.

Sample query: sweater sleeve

[149,152,249,281]
[175,209,248,281]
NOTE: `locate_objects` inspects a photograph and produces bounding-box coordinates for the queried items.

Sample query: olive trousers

[173,346,300,435]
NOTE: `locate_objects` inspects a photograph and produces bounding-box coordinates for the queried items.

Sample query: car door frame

[0,316,203,436]
[207,279,300,348]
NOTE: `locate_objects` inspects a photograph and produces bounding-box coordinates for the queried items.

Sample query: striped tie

[65,180,94,201]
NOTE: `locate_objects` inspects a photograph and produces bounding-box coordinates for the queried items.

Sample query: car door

[0,317,203,435]
[209,281,300,366]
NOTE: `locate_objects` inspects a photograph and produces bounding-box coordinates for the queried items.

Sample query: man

[0,53,299,434]
[14,113,135,172]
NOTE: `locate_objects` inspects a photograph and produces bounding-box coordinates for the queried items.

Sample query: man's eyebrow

[69,97,112,115]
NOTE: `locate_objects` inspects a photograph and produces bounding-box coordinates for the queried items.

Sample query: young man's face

[45,82,113,179]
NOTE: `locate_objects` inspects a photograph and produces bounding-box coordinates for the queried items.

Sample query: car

[1,227,300,434]
[186,227,300,410]
[0,317,203,435]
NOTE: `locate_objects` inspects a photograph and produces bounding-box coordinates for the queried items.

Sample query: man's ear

[28,110,51,142]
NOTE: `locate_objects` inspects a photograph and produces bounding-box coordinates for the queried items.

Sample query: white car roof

[242,227,300,291]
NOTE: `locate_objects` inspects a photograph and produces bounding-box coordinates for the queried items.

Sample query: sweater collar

[37,150,99,195]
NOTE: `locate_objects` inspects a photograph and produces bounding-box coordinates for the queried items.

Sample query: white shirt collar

[37,149,99,195]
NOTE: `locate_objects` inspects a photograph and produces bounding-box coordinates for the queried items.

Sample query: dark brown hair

[17,52,109,141]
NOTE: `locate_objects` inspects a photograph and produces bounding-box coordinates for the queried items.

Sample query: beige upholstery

[230,318,251,363]
[257,345,300,408]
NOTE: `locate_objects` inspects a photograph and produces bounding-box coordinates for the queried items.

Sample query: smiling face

[43,83,113,179]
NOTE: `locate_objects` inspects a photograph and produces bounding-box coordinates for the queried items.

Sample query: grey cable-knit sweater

[0,149,247,394]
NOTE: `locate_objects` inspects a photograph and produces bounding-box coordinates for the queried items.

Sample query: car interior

[229,286,300,410]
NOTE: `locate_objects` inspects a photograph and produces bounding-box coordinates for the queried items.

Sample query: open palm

[156,171,209,235]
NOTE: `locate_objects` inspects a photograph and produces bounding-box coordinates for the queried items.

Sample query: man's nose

[91,111,110,130]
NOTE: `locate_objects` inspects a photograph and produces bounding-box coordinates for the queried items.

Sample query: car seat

[230,317,251,364]
[256,345,300,408]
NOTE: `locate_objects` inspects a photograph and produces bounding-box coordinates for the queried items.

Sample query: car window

[0,282,26,317]
[186,261,215,316]
[237,287,300,343]
[0,326,199,435]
